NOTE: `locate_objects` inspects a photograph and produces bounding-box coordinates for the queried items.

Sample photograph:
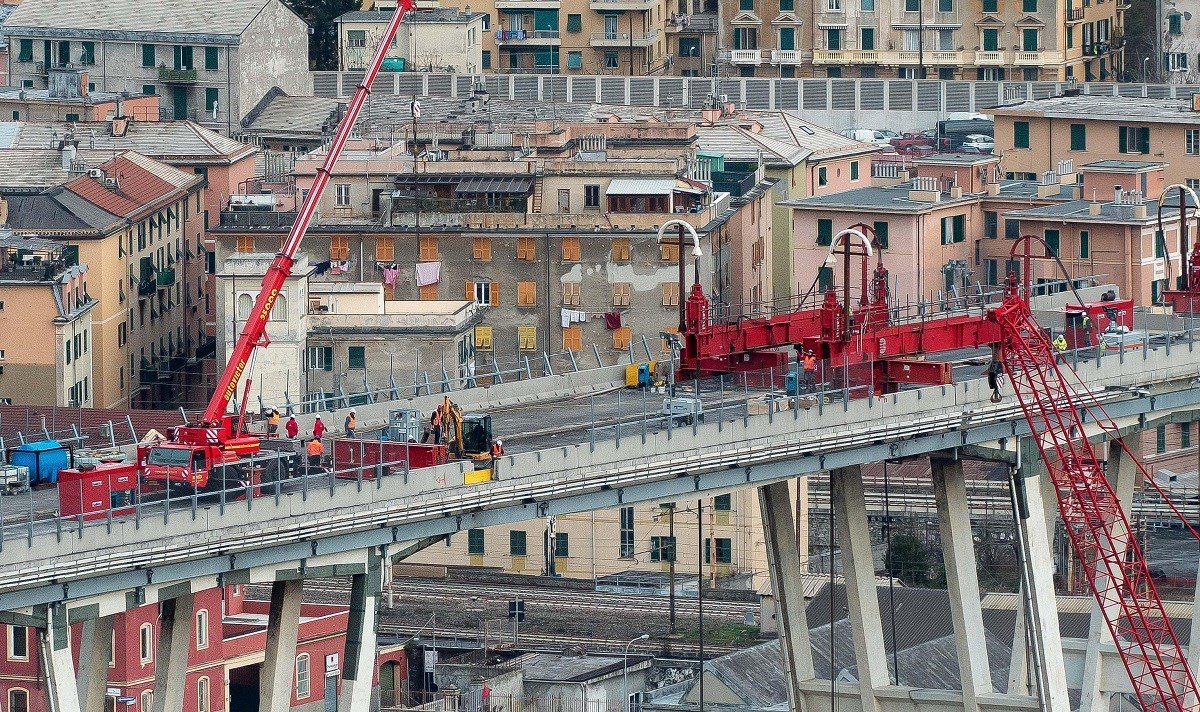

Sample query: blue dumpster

[9,440,70,485]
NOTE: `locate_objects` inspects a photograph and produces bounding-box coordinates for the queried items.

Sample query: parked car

[959,134,995,153]
[890,130,936,152]
[840,128,894,147]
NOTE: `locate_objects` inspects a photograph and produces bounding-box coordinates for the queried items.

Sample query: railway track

[375,622,740,658]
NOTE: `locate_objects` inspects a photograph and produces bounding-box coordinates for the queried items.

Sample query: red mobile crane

[141,0,418,493]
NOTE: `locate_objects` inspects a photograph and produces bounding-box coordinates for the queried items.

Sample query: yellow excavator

[434,397,496,482]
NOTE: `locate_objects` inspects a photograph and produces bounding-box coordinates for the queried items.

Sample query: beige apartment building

[335,8,488,74]
[992,95,1200,193]
[3,152,207,410]
[0,233,95,407]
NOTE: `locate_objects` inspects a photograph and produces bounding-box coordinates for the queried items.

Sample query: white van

[839,128,893,147]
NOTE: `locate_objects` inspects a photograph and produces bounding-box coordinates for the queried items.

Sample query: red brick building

[1,586,406,712]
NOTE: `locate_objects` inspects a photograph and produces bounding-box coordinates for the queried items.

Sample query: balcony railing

[974,50,1007,65]
[495,0,560,6]
[770,49,802,65]
[156,268,176,288]
[495,29,561,44]
[812,49,960,64]
[218,211,298,229]
[729,49,763,65]
[590,0,657,10]
[589,30,660,47]
[137,279,157,298]
[158,66,198,82]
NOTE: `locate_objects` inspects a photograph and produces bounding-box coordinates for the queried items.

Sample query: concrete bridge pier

[259,580,304,712]
[41,604,82,712]
[759,480,815,710]
[930,454,993,711]
[77,615,116,712]
[151,593,195,712]
[830,464,891,712]
[339,551,383,711]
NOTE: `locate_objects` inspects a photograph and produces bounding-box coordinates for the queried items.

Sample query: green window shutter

[983,29,999,51]
[740,0,753,10]
[817,219,833,246]
[982,0,996,11]
[779,0,794,9]
[566,14,582,32]
[1139,127,1151,153]
[533,9,558,31]
[850,161,860,181]
[953,214,965,242]
[1022,28,1038,51]
[17,39,31,62]
[468,529,484,555]
[779,28,795,50]
[939,0,952,11]
[650,537,661,561]
[322,346,333,371]
[142,84,156,96]
[704,538,711,564]
[873,221,889,249]
[1014,121,1029,149]
[482,51,491,69]
[142,44,155,67]
[1022,0,1036,11]
[1070,123,1086,151]
[82,42,95,65]
[348,346,365,369]
[554,532,569,557]
[205,87,218,111]
[714,494,732,511]
[861,28,875,50]
[818,266,833,290]
[509,530,527,556]
[1156,229,1166,258]
[818,166,828,186]
[205,46,219,70]
[1079,230,1089,258]
[1044,228,1060,256]
[1118,127,1128,153]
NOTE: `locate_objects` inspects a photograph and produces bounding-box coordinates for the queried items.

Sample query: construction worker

[345,409,357,439]
[1052,334,1068,361]
[267,409,280,438]
[490,438,504,478]
[802,349,817,393]
[985,351,1004,403]
[431,407,443,445]
[313,415,326,439]
[306,437,324,474]
[285,415,299,439]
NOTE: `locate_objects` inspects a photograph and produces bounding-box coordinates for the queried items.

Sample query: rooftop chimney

[60,140,77,171]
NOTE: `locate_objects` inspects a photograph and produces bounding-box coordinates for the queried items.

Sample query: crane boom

[201,0,416,425]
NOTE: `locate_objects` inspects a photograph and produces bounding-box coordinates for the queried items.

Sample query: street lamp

[1144,56,1150,83]
[624,633,651,712]
[656,220,704,334]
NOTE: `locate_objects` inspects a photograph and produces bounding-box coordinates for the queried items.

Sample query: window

[680,37,700,56]
[197,677,211,712]
[330,235,350,260]
[567,13,582,31]
[982,211,998,240]
[139,623,154,664]
[335,184,351,207]
[1080,230,1090,259]
[612,237,630,261]
[205,46,219,70]
[17,39,32,62]
[861,0,874,8]
[825,29,840,50]
[905,0,918,10]
[740,0,753,9]
[705,537,733,564]
[81,41,95,65]
[195,610,209,649]
[9,690,28,712]
[482,51,492,69]
[510,530,528,556]
[308,346,333,371]
[8,625,28,660]
[779,27,795,50]
[473,237,492,261]
[982,28,999,51]
[1182,422,1192,449]
[142,44,156,67]
[604,52,619,69]
[660,242,679,262]
[205,88,218,113]
[296,654,311,699]
[650,536,677,562]
[662,282,680,306]
[1119,126,1151,154]
[816,219,833,246]
[818,166,828,187]
[1022,28,1038,51]
[1157,425,1167,454]
[563,326,582,351]
[1005,219,1021,239]
[348,346,366,370]
[474,325,493,351]
[468,529,485,554]
[873,221,889,249]
[142,84,156,96]
[1188,130,1200,156]
[375,239,395,262]
[562,282,581,305]
[941,214,965,244]
[613,327,631,350]
[419,236,438,260]
[1044,228,1060,257]
[518,325,537,350]
[1022,0,1036,10]
[517,281,537,306]
[619,506,634,556]
[1070,123,1086,151]
[780,0,793,9]
[554,532,569,557]
[1166,52,1191,73]
[613,282,631,306]
[714,494,732,511]
[938,0,952,10]
[562,236,581,261]
[850,161,860,181]
[982,0,996,10]
[860,27,875,50]
[735,27,759,50]
[1014,121,1030,149]
[516,237,536,260]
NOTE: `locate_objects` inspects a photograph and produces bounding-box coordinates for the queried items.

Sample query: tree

[283,0,362,71]
[885,533,930,586]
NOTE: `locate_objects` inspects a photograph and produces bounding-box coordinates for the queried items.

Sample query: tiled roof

[0,4,18,49]
[63,153,185,219]
[8,120,255,164]
[992,95,1200,125]
[2,0,290,41]
[695,125,811,166]
[5,192,119,232]
[242,94,341,138]
[0,150,74,192]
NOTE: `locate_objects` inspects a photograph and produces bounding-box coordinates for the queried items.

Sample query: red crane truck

[140,0,418,495]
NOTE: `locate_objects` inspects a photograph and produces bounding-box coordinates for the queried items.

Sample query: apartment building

[0,69,160,123]
[1157,0,1200,83]
[786,153,1183,308]
[0,586,407,712]
[0,232,95,407]
[992,94,1200,191]
[335,8,488,74]
[2,152,207,410]
[1,0,311,135]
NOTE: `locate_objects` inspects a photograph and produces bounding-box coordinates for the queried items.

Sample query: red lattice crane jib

[990,240,1198,712]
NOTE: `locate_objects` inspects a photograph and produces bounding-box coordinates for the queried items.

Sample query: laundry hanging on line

[414,261,442,287]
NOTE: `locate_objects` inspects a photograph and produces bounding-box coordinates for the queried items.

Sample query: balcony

[589,30,660,47]
[137,279,156,298]
[729,49,763,65]
[666,13,717,33]
[1013,50,1065,66]
[770,49,802,65]
[973,50,1007,65]
[494,0,559,7]
[811,49,960,65]
[156,268,176,288]
[158,66,197,82]
[495,29,561,45]
[591,0,657,10]
[1066,5,1085,23]
[218,210,298,229]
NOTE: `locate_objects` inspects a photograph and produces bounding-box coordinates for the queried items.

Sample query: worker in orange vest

[344,410,357,439]
[802,349,817,393]
[306,437,324,474]
[267,410,280,438]
[490,439,504,478]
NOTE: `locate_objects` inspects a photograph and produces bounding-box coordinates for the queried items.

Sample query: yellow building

[3,152,206,410]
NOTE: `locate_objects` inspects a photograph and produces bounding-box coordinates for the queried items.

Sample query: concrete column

[259,580,304,712]
[1007,590,1031,696]
[151,593,195,712]
[339,554,382,711]
[1079,439,1137,712]
[78,615,115,712]
[930,455,992,712]
[41,604,82,712]
[759,479,815,711]
[830,465,890,712]
[1014,441,1070,712]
